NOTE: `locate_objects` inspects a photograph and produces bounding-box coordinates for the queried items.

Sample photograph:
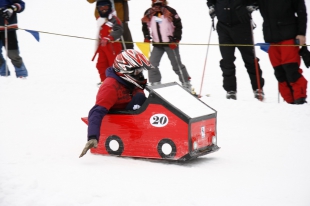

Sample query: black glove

[299,46,310,68]
[1,5,17,20]
[234,2,251,23]
[144,35,152,43]
[246,5,258,13]
[209,5,216,19]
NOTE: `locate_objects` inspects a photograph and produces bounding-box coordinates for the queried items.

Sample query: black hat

[96,0,111,7]
[299,46,310,68]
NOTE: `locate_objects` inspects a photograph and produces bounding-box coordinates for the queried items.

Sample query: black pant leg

[232,23,264,90]
[217,22,237,91]
[122,22,134,50]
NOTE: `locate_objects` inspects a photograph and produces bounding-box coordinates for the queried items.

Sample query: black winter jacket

[249,0,307,43]
[207,0,250,26]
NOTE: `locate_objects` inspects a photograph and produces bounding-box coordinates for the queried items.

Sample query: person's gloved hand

[209,5,216,19]
[100,36,113,46]
[299,46,310,68]
[168,36,179,50]
[246,5,258,13]
[79,139,98,158]
[144,35,152,43]
[1,5,17,20]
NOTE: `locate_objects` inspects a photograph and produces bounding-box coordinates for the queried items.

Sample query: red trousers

[268,39,307,103]
[96,42,122,82]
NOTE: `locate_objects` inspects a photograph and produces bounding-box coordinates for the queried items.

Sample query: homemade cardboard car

[81,82,219,161]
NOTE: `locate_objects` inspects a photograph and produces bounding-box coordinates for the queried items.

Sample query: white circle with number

[150,114,169,127]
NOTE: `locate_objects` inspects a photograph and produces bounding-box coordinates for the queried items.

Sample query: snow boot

[14,63,28,78]
[226,91,237,100]
[254,89,264,101]
[182,81,192,92]
[0,61,10,76]
[294,97,307,104]
[151,81,161,86]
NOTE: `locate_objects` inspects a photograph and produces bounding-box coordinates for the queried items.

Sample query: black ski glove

[209,5,216,19]
[0,5,17,20]
[299,46,310,68]
[246,5,258,13]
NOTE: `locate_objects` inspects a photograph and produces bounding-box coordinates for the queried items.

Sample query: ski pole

[4,19,8,76]
[250,19,263,101]
[198,24,213,98]
[121,35,126,50]
[91,44,100,61]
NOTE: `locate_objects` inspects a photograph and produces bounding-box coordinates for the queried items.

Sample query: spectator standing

[248,0,308,104]
[142,0,193,92]
[206,0,265,100]
[93,0,123,85]
[79,49,151,158]
[0,0,28,78]
[87,0,134,50]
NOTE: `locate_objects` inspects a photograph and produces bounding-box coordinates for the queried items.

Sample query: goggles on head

[97,5,110,12]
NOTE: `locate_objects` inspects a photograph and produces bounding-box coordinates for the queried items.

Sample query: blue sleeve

[13,0,25,12]
[87,105,108,142]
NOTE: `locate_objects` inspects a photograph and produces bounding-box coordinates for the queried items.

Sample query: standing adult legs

[269,39,307,104]
[1,31,28,77]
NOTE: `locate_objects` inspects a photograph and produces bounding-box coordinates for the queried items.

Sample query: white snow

[0,0,310,205]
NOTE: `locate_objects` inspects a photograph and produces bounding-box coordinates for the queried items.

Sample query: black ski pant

[216,21,264,92]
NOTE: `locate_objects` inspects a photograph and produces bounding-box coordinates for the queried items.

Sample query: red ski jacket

[87,68,145,141]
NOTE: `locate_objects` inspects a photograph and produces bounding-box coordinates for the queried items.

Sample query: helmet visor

[133,67,144,75]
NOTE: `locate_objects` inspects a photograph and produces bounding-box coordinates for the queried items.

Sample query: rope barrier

[17,27,310,47]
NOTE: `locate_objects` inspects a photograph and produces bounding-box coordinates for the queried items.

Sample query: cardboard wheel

[157,139,177,159]
[105,135,124,155]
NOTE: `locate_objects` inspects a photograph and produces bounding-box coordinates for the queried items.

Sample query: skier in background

[93,0,123,86]
[248,0,308,104]
[87,0,134,50]
[79,49,152,158]
[142,0,194,93]
[0,0,28,78]
[206,0,265,100]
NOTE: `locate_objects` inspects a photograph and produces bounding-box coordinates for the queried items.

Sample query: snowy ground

[1,0,310,206]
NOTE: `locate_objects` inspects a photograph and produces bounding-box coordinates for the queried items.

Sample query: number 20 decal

[150,114,169,127]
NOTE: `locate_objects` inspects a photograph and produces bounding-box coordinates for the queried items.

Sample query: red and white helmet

[113,49,152,73]
[113,49,153,89]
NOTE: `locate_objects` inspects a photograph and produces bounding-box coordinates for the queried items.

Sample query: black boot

[294,97,307,104]
[226,91,237,100]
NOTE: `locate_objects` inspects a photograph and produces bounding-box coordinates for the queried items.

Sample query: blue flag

[255,43,270,53]
[25,30,40,42]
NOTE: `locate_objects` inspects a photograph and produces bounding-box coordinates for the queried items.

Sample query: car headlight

[212,136,217,145]
[193,141,198,150]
